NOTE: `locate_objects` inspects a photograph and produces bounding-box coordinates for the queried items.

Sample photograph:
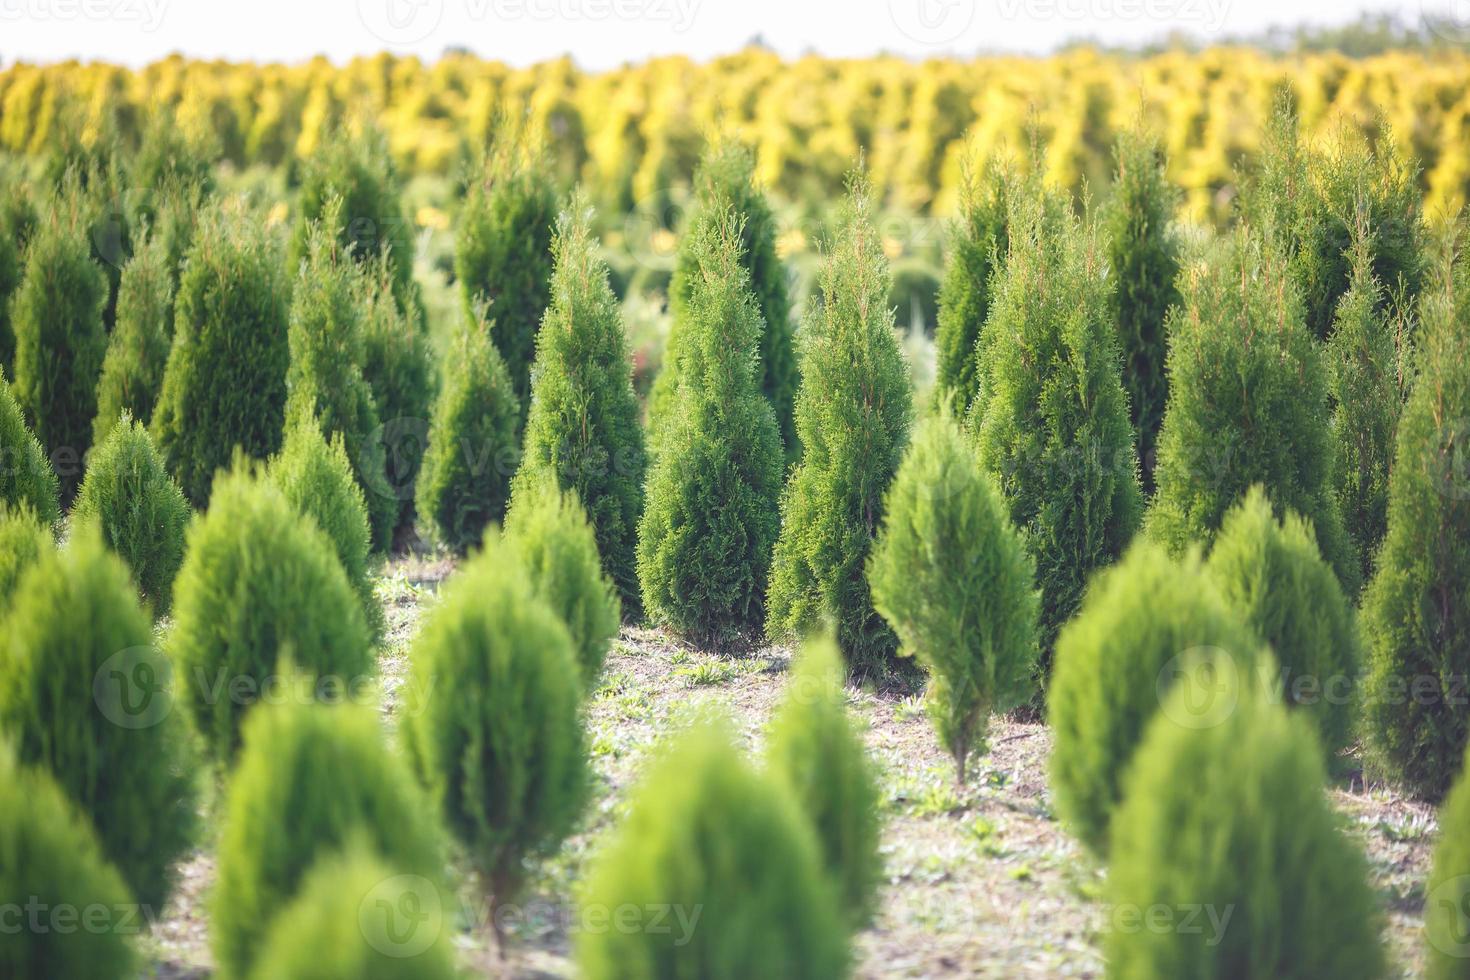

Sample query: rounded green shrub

[247,844,458,980]
[0,374,60,525]
[401,533,585,925]
[415,312,520,553]
[0,525,197,912]
[767,172,913,672]
[167,467,371,762]
[92,230,175,447]
[764,634,882,928]
[576,718,849,979]
[9,197,107,500]
[270,416,382,642]
[505,474,620,687]
[0,503,51,613]
[513,197,646,608]
[1204,485,1361,761]
[1148,232,1359,595]
[151,207,290,506]
[0,739,135,980]
[1425,748,1470,977]
[971,192,1142,666]
[869,414,1039,780]
[637,211,784,646]
[213,698,446,980]
[1048,538,1264,857]
[1106,668,1385,980]
[70,416,191,615]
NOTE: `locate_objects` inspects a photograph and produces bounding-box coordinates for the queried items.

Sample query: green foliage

[455,142,557,411]
[637,210,784,645]
[1107,670,1385,980]
[0,188,23,375]
[247,844,459,980]
[0,740,135,980]
[0,503,51,614]
[284,202,395,551]
[213,698,446,980]
[1048,539,1264,857]
[577,718,849,979]
[70,416,191,615]
[1103,126,1180,491]
[652,142,797,461]
[270,416,382,641]
[93,231,177,446]
[0,526,197,912]
[1148,232,1359,595]
[505,474,620,687]
[767,172,913,672]
[9,197,107,500]
[1361,268,1470,800]
[1425,748,1470,978]
[869,415,1039,780]
[167,467,371,762]
[415,312,520,553]
[513,197,646,608]
[764,634,882,927]
[151,207,290,506]
[971,191,1142,666]
[400,534,585,913]
[0,374,60,525]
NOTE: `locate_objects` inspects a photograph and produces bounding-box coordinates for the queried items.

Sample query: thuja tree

[637,211,784,646]
[1103,126,1179,491]
[9,196,107,501]
[0,504,51,614]
[0,374,60,525]
[650,142,797,460]
[93,230,175,446]
[455,141,557,413]
[767,172,913,673]
[971,193,1142,667]
[0,184,23,375]
[1426,752,1470,976]
[151,208,290,506]
[513,198,646,607]
[1148,232,1359,596]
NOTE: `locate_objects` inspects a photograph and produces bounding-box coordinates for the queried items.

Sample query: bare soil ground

[140,553,1439,978]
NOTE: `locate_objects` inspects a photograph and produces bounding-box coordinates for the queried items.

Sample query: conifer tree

[0,373,60,525]
[0,503,51,614]
[93,231,175,446]
[1426,747,1470,978]
[0,186,23,375]
[513,198,646,607]
[767,171,912,673]
[637,210,784,646]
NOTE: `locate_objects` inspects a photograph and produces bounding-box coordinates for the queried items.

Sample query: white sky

[0,0,1451,69]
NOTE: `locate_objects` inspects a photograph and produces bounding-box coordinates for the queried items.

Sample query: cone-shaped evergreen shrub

[285,201,395,550]
[0,503,51,614]
[0,374,60,525]
[869,414,1039,780]
[247,844,458,980]
[415,312,520,553]
[1048,539,1265,857]
[637,211,784,646]
[213,698,446,980]
[933,158,1013,415]
[0,526,197,912]
[577,718,849,979]
[400,533,586,926]
[764,634,882,928]
[514,197,646,607]
[92,230,174,446]
[1148,232,1359,595]
[505,474,619,687]
[9,198,107,500]
[971,192,1142,667]
[270,416,382,642]
[0,740,135,980]
[0,194,23,376]
[767,172,912,672]
[151,208,289,506]
[1104,126,1180,491]
[70,416,191,616]
[650,142,797,460]
[1361,268,1470,800]
[1204,486,1361,761]
[168,467,371,761]
[1425,749,1470,977]
[1107,670,1385,980]
[455,141,557,411]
